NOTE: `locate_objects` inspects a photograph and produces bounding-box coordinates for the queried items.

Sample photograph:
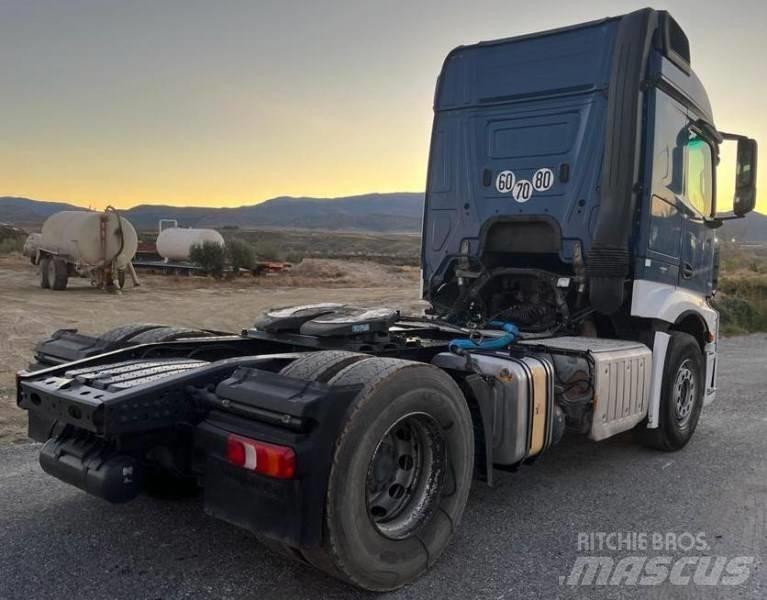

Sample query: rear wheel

[279,350,368,383]
[637,331,704,451]
[259,351,370,560]
[97,323,165,344]
[300,357,474,591]
[127,326,210,344]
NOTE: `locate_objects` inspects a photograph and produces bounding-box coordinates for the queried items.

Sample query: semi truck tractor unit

[16,9,758,591]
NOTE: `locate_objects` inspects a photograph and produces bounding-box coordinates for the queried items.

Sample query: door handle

[681,262,694,279]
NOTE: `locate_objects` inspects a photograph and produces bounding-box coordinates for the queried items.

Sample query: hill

[0,196,83,226]
[0,194,424,233]
[720,211,767,243]
[3,194,766,239]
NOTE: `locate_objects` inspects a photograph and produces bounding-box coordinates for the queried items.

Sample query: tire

[117,270,126,289]
[49,258,68,290]
[279,350,368,383]
[40,257,51,289]
[300,357,474,591]
[98,323,165,344]
[127,326,210,344]
[637,332,705,451]
[258,351,372,560]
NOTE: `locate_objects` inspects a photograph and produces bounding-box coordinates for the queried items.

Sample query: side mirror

[723,134,758,217]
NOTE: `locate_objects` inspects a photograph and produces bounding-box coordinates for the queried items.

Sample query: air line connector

[448,321,520,355]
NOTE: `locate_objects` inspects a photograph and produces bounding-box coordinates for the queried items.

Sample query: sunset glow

[1,0,764,213]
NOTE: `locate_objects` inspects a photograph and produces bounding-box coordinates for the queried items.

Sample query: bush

[713,276,767,335]
[189,240,226,278]
[0,237,24,254]
[251,239,284,261]
[226,238,256,272]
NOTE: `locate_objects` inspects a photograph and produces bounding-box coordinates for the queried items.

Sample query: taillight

[226,434,296,479]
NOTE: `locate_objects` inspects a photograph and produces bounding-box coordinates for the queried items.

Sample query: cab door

[678,127,716,296]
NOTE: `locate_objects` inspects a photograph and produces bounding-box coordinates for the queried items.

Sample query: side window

[685,134,714,216]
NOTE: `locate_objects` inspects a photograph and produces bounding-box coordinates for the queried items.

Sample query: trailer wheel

[301,357,474,591]
[279,350,368,383]
[39,257,51,289]
[49,258,68,290]
[638,331,705,451]
[117,269,126,289]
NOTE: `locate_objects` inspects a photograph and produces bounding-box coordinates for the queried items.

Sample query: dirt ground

[0,255,422,443]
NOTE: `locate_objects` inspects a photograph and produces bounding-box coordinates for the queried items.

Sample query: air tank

[156,227,225,261]
[40,211,138,269]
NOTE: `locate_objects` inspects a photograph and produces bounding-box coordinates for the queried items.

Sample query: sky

[0,0,765,212]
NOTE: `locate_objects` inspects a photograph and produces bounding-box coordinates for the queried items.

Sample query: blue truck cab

[422,7,757,416]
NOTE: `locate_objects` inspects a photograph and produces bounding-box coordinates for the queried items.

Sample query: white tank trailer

[156,227,225,262]
[22,232,42,263]
[36,208,140,291]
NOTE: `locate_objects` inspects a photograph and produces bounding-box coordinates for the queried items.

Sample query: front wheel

[302,357,474,591]
[638,331,705,451]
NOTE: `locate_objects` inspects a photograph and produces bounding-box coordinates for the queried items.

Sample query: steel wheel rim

[673,359,696,428]
[365,411,446,540]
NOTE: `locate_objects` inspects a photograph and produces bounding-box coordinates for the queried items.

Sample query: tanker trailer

[22,232,41,264]
[37,207,139,291]
[156,227,225,262]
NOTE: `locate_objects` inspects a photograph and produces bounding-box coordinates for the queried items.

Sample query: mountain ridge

[2,194,767,240]
[0,193,425,233]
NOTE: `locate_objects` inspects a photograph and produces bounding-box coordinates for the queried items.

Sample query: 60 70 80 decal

[495,167,555,202]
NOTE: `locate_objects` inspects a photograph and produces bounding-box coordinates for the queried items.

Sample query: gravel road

[0,335,765,599]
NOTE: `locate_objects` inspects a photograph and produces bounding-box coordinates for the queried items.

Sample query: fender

[632,280,719,421]
[630,279,718,335]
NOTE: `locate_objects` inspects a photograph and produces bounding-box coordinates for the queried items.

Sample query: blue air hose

[448,321,519,354]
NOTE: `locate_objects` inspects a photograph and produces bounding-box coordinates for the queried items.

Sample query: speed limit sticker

[512,180,533,203]
[495,170,516,193]
[532,168,554,192]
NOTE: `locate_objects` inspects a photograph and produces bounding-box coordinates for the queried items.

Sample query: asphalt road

[1,336,765,600]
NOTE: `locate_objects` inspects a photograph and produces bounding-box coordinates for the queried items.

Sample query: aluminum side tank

[40,211,138,269]
[156,228,225,261]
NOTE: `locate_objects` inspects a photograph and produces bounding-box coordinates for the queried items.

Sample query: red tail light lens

[226,434,296,479]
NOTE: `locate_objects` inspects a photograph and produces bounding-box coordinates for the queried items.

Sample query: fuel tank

[156,227,225,261]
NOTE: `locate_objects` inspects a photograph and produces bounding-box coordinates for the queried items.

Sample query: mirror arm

[719,131,749,142]
[707,214,745,229]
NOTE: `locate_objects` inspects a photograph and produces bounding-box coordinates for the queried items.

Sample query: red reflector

[225,434,296,479]
[226,437,247,467]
